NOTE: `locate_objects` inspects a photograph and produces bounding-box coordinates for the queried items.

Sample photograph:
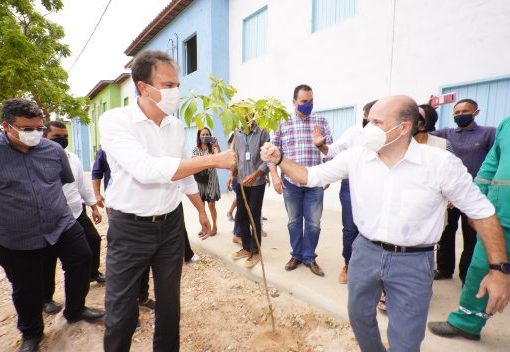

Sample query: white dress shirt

[63,151,97,219]
[326,125,363,158]
[306,139,495,246]
[99,101,198,216]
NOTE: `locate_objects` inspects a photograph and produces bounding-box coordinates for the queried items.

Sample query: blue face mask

[297,102,313,116]
[454,114,474,128]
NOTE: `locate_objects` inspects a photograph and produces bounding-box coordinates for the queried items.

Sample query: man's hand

[242,171,262,187]
[197,211,212,240]
[91,205,102,224]
[272,174,284,194]
[313,125,326,147]
[227,174,234,191]
[428,94,440,109]
[476,270,510,314]
[214,150,236,170]
[95,193,105,208]
[260,142,281,164]
[447,202,454,210]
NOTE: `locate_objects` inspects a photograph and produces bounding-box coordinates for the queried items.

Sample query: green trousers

[448,227,510,335]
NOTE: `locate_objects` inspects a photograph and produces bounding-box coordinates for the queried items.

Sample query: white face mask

[148,84,180,116]
[361,122,403,152]
[10,125,43,147]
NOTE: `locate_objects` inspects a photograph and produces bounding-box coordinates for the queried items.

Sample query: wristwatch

[489,262,510,274]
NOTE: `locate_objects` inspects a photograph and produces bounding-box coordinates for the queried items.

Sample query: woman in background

[192,127,221,236]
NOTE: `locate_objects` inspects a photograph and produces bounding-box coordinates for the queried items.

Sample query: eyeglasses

[9,124,47,132]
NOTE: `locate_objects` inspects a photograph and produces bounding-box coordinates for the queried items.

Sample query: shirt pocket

[43,161,62,184]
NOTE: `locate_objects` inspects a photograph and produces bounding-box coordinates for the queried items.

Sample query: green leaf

[205,113,214,129]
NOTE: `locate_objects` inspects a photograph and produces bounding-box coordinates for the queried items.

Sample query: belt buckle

[152,215,156,222]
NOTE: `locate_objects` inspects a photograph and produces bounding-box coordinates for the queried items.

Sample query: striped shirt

[0,132,76,250]
[271,113,332,185]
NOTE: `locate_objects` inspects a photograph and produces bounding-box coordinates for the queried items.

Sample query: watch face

[502,263,510,274]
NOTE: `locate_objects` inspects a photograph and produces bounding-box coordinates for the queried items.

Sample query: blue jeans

[339,179,359,265]
[348,236,434,352]
[282,179,324,264]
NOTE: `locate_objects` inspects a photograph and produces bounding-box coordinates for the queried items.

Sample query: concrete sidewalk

[183,193,510,352]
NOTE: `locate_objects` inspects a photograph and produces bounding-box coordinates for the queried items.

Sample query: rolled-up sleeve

[178,176,199,195]
[306,149,351,187]
[99,112,180,184]
[440,153,495,219]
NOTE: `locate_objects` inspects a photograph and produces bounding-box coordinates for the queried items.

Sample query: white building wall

[120,77,136,105]
[229,0,510,210]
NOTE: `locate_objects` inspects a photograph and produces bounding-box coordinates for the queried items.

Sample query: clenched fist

[214,150,236,170]
[260,142,281,164]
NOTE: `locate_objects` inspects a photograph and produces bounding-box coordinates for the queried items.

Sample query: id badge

[245,151,251,161]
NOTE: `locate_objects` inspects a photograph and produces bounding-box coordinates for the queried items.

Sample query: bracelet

[275,151,284,166]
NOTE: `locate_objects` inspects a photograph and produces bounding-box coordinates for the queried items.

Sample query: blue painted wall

[71,118,91,171]
[138,0,230,191]
[438,75,510,129]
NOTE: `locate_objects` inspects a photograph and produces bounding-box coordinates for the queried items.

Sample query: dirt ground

[0,214,359,352]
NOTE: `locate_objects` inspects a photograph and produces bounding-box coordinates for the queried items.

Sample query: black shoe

[433,270,453,280]
[43,300,62,315]
[90,272,106,284]
[428,321,480,341]
[305,261,325,277]
[138,298,156,310]
[285,258,302,271]
[19,337,42,352]
[67,307,104,324]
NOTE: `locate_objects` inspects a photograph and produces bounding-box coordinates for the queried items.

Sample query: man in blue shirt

[0,99,103,352]
[432,99,496,283]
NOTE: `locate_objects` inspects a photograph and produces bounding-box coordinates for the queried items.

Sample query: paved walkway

[183,193,510,352]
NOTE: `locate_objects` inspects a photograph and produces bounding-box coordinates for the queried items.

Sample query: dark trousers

[339,179,359,265]
[235,183,265,254]
[183,229,195,262]
[436,207,477,282]
[104,205,185,352]
[43,208,101,302]
[0,222,91,338]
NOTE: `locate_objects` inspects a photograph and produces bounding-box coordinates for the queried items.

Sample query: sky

[46,0,171,96]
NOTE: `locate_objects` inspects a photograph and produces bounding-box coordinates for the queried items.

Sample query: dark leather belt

[108,209,171,222]
[371,240,434,253]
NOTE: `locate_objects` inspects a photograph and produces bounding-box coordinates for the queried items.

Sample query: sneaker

[338,265,348,284]
[232,249,251,260]
[244,254,260,268]
[226,212,234,222]
[138,298,156,310]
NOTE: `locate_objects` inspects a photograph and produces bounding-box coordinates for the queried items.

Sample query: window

[438,76,510,129]
[242,6,268,62]
[317,106,356,140]
[102,102,107,113]
[184,34,198,75]
[312,0,356,33]
[123,97,129,106]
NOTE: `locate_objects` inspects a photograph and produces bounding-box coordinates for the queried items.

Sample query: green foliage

[0,0,89,123]
[180,75,289,135]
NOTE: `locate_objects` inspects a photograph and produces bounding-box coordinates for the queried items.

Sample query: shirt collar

[131,99,174,127]
[363,138,422,165]
[455,121,479,132]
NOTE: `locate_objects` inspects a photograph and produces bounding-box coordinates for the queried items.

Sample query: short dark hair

[293,84,312,101]
[363,100,378,115]
[196,127,213,153]
[1,99,43,124]
[398,101,420,137]
[454,98,478,110]
[131,50,178,95]
[43,120,67,137]
[418,104,438,132]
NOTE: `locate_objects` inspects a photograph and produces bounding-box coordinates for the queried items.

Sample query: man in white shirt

[261,95,510,352]
[99,51,235,352]
[42,121,105,316]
